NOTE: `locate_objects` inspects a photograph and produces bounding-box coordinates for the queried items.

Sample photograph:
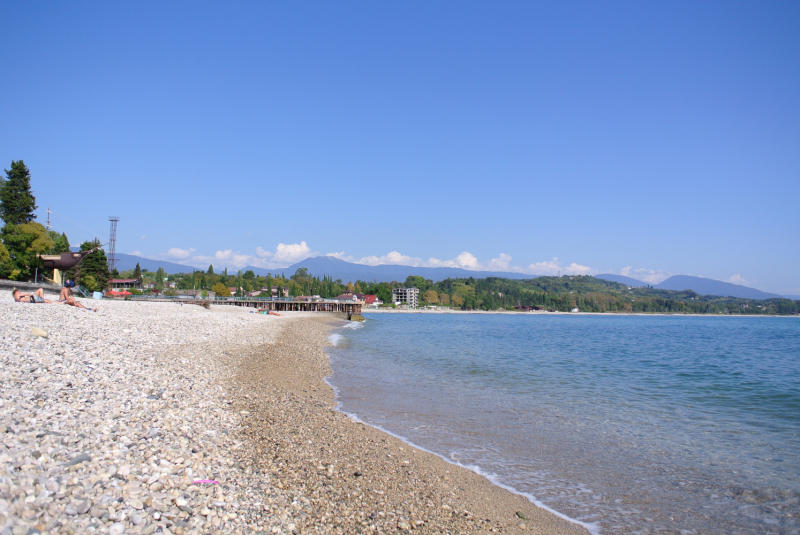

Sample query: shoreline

[226,315,589,534]
[325,378,598,535]
[0,294,588,534]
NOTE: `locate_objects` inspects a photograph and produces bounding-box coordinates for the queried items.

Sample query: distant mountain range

[595,273,797,300]
[243,255,533,283]
[593,274,650,287]
[114,253,198,274]
[107,251,796,300]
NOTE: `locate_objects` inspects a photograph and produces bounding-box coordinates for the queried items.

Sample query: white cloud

[484,253,513,271]
[166,247,196,260]
[355,251,488,270]
[357,251,427,267]
[213,249,254,267]
[564,263,594,275]
[141,235,146,239]
[275,242,313,263]
[249,241,316,270]
[524,257,595,276]
[620,266,670,284]
[726,274,752,286]
[527,257,562,276]
[326,251,355,261]
[453,252,479,269]
[256,241,313,263]
[130,250,142,256]
[153,242,601,279]
[155,241,316,271]
[342,251,588,275]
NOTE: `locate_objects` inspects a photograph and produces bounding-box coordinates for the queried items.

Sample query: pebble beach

[0,292,588,535]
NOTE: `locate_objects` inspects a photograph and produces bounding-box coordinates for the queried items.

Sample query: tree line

[3,160,798,314]
[0,160,110,289]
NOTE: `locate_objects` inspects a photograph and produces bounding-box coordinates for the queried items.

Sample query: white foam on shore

[322,372,601,535]
[322,318,599,534]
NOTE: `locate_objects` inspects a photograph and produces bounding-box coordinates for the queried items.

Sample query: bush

[211,282,231,297]
[81,274,98,292]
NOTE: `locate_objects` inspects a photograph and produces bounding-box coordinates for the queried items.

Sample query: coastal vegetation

[0,161,73,281]
[2,161,797,314]
[411,274,800,315]
[130,266,800,315]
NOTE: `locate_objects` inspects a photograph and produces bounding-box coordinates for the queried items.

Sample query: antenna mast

[108,217,120,272]
[46,208,52,231]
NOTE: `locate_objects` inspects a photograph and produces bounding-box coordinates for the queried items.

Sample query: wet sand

[225,314,589,534]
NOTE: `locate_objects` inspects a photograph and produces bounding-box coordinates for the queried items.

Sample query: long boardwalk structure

[131,296,362,315]
[220,298,362,315]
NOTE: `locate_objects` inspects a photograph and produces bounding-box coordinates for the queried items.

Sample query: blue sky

[2,1,798,293]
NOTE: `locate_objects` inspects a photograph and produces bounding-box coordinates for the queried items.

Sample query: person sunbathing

[13,288,54,304]
[13,286,97,311]
[59,279,75,301]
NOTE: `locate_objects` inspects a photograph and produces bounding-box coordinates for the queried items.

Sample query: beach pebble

[0,291,568,535]
[30,327,48,338]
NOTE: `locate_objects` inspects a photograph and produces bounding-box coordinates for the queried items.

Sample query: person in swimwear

[13,288,54,303]
[13,286,97,311]
[59,279,75,301]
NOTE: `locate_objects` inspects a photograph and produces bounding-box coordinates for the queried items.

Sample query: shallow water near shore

[326,314,800,534]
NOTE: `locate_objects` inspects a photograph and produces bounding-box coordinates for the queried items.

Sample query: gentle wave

[323,373,600,535]
[325,314,800,534]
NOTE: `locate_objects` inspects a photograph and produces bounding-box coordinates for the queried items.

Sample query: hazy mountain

[244,256,535,283]
[114,253,198,274]
[595,274,649,287]
[101,252,799,300]
[655,275,785,300]
[598,272,791,300]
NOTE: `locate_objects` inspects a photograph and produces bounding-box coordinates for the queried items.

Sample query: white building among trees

[392,287,419,307]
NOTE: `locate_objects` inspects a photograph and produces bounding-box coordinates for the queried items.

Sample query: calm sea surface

[326,314,800,534]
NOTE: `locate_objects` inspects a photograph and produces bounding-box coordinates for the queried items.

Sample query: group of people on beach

[12,280,98,311]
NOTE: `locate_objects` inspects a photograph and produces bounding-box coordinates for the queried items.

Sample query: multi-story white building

[392,287,419,307]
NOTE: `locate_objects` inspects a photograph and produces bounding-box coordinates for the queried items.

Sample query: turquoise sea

[326,314,800,534]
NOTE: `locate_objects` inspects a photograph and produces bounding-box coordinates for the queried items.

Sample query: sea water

[326,314,800,534]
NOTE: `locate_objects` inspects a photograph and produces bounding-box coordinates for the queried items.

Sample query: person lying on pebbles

[12,287,97,311]
[12,288,55,304]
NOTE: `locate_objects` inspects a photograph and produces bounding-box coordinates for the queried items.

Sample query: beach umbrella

[120,290,133,295]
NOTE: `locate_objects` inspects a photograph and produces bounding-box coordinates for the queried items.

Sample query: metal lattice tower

[108,217,120,272]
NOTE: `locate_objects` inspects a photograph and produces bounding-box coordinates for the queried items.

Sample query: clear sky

[2,1,798,293]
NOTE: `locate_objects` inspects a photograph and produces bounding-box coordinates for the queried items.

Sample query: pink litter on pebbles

[193,479,220,484]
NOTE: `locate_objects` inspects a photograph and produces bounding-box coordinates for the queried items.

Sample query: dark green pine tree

[0,160,38,225]
[74,239,109,291]
[133,262,142,282]
[50,232,70,254]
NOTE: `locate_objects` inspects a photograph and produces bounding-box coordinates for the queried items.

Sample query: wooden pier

[217,298,361,315]
[130,296,361,315]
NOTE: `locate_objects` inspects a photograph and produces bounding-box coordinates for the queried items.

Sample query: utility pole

[45,208,52,231]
